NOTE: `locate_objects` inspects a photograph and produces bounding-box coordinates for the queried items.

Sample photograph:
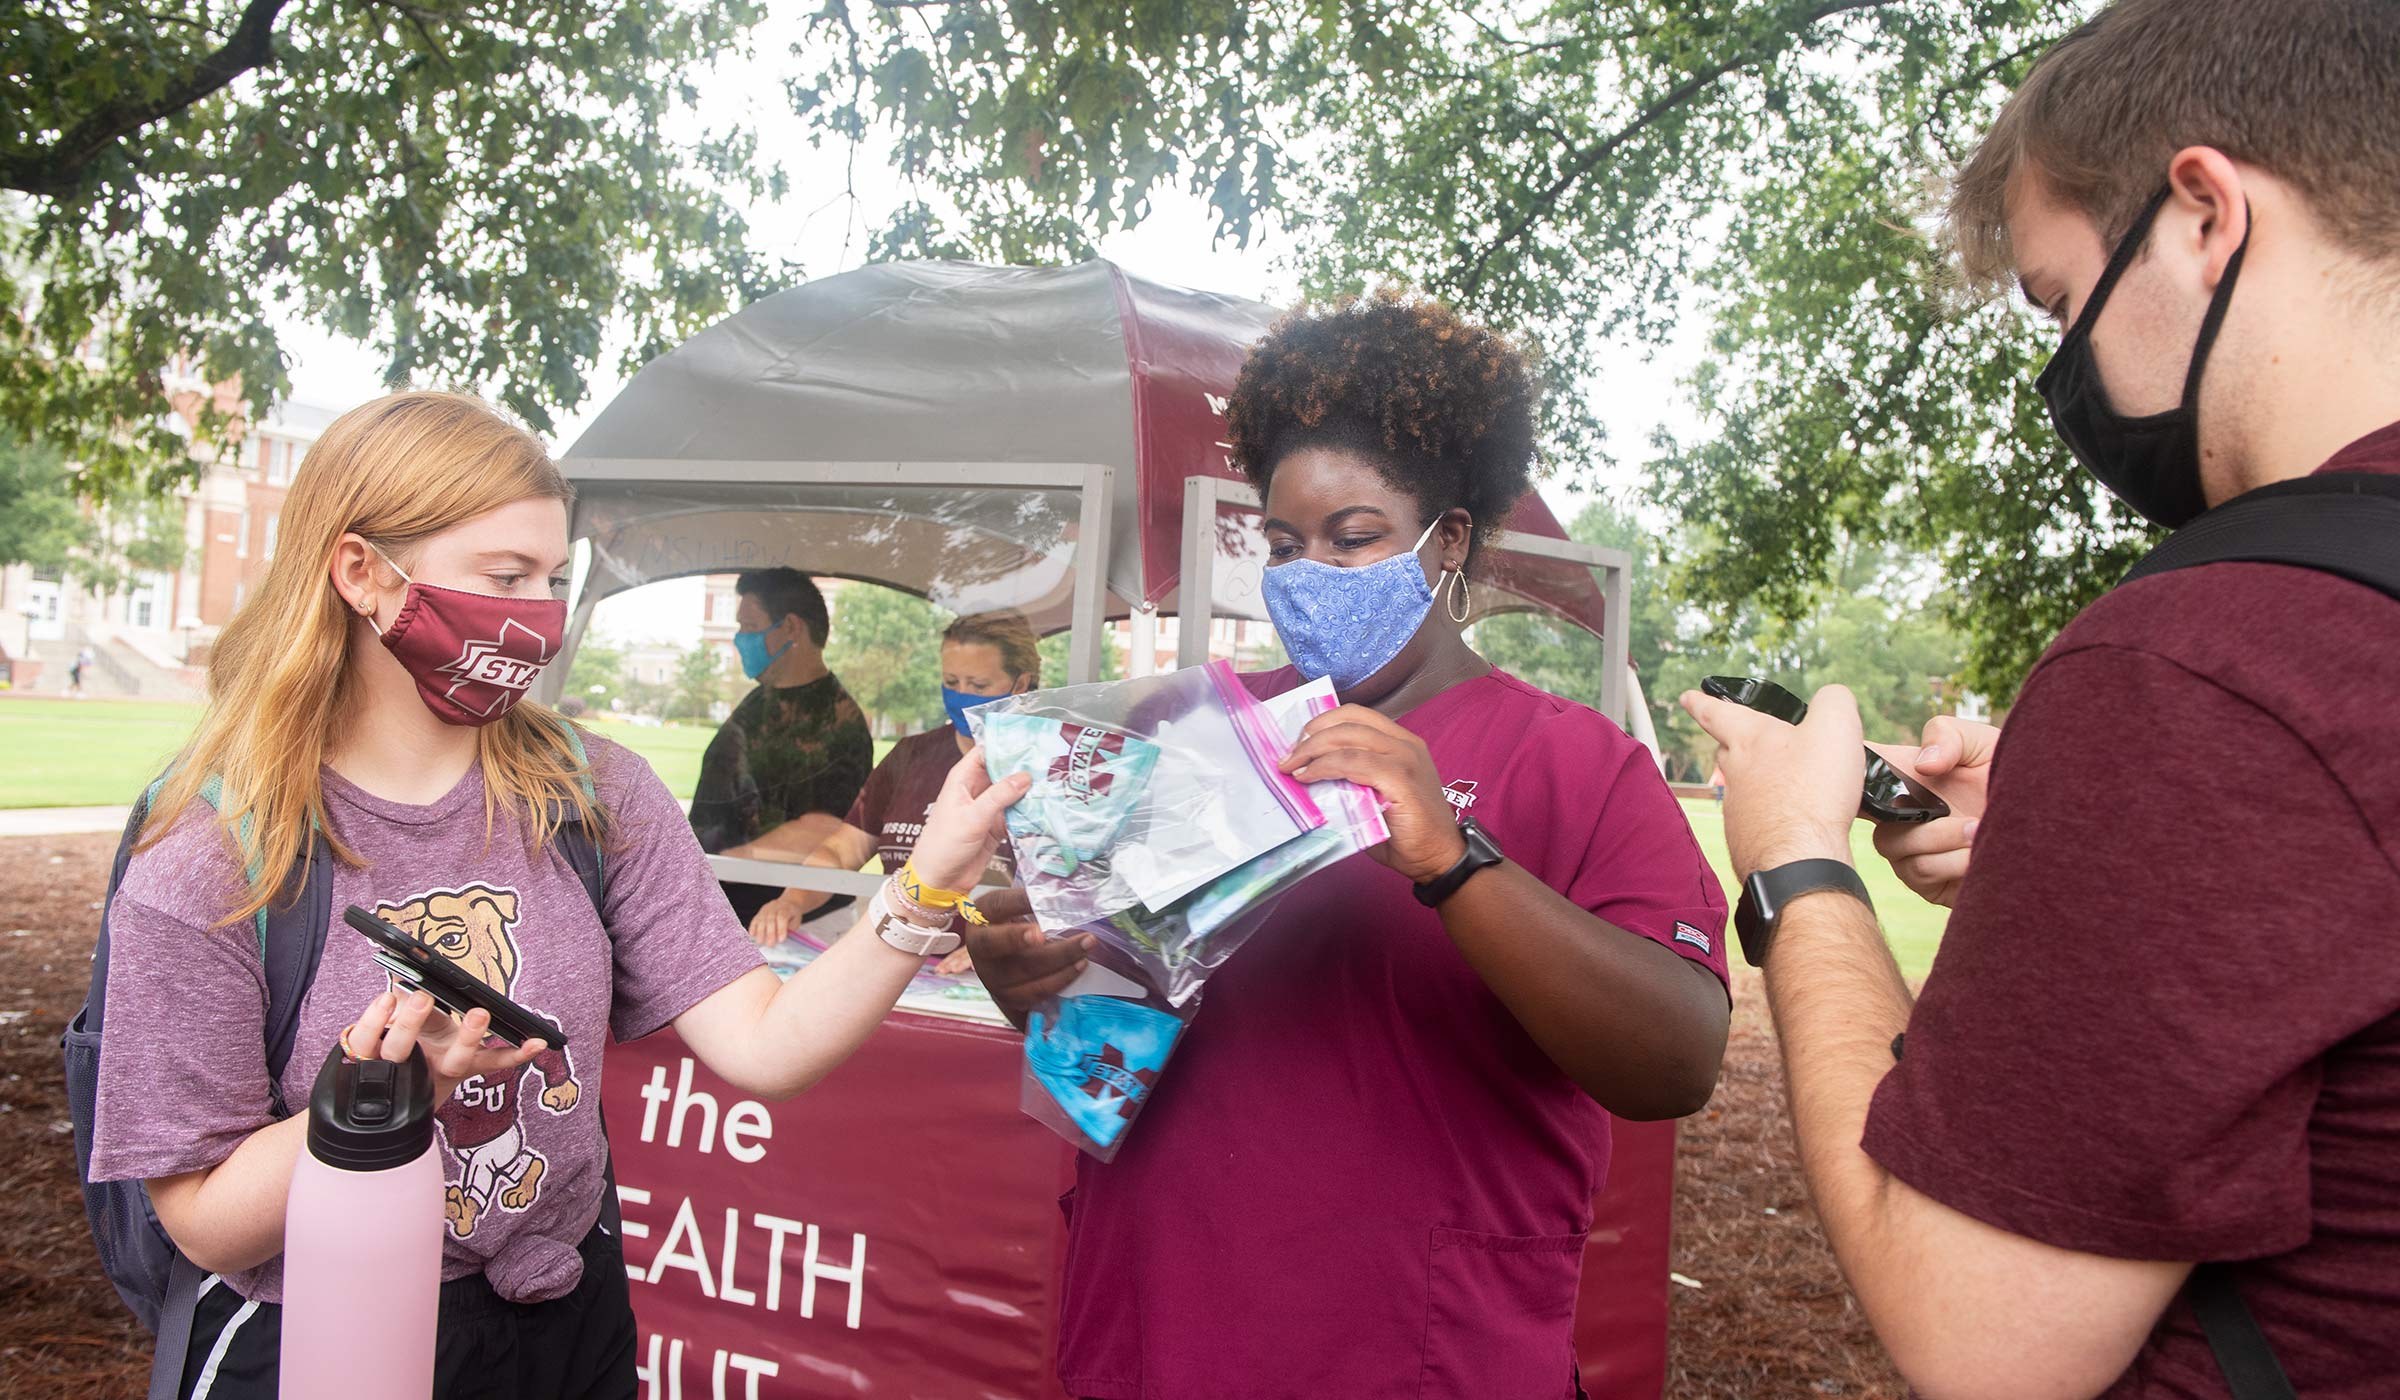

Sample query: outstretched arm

[676,749,1027,1100]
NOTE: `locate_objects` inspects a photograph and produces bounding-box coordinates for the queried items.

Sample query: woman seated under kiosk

[747,608,1042,972]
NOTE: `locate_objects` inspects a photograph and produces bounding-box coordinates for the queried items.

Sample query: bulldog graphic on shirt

[374,884,580,1241]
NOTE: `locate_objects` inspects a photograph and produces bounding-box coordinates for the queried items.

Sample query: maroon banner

[606,1012,1075,1399]
[605,1012,1675,1398]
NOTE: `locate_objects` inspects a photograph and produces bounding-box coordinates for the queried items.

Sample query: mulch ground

[2,834,151,1396]
[0,832,1901,1399]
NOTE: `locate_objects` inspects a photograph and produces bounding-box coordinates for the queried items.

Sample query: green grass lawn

[574,716,898,796]
[1677,797,1947,983]
[0,699,208,808]
[0,699,893,809]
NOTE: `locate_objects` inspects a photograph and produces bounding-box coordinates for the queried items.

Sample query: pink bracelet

[881,874,953,930]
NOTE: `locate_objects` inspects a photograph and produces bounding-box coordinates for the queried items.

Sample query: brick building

[0,371,342,699]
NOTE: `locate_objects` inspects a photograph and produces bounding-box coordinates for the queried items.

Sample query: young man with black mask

[1684,2,2400,1397]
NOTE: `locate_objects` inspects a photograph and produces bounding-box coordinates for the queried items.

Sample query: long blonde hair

[142,391,602,924]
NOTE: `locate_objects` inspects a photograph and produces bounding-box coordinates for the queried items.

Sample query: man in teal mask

[688,567,874,927]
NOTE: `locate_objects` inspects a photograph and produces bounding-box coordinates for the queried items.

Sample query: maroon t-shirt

[1055,668,1729,1399]
[845,726,1017,882]
[1863,427,2400,1398]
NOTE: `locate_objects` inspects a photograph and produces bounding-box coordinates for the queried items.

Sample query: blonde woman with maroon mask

[83,391,1024,1399]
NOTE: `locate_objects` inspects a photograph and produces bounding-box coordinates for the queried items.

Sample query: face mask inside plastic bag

[972,661,1325,932]
[979,712,1163,879]
[1023,991,1188,1154]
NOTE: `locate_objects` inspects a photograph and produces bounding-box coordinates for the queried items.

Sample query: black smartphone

[343,905,568,1050]
[1699,676,1950,825]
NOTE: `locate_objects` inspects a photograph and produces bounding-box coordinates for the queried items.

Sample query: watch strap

[1414,817,1504,908]
[1735,858,1870,968]
[867,887,963,958]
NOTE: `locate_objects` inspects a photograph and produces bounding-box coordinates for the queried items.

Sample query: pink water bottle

[281,1041,443,1399]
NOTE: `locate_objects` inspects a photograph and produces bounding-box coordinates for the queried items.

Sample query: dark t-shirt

[844,726,1017,883]
[688,672,874,921]
[1862,427,2400,1399]
[1055,668,1728,1400]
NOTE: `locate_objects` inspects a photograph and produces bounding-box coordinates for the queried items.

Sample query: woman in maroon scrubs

[968,293,1731,1400]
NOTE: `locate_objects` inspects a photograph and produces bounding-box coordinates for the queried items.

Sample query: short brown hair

[736,567,830,647]
[942,608,1041,685]
[1949,0,2400,292]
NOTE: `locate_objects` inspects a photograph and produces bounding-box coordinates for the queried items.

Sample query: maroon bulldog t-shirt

[1864,426,2400,1398]
[1055,668,1729,1400]
[88,733,764,1306]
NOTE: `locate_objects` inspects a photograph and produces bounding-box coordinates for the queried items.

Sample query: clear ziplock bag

[1020,955,1195,1161]
[970,660,1327,932]
[1017,674,1393,1158]
[1063,676,1390,1005]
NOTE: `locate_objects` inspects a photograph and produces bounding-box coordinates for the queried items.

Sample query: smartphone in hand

[343,905,568,1050]
[1699,676,1950,824]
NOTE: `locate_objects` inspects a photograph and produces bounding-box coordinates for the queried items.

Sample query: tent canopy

[562,259,1609,639]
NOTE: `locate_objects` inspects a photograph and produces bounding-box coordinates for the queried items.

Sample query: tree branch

[0,0,292,198]
[1456,0,1905,294]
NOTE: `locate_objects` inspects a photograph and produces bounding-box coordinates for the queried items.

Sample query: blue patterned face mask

[1260,518,1441,691]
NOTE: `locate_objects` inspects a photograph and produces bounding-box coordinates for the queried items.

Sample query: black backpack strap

[2188,1264,2297,1400]
[545,716,609,914]
[2120,471,2400,598]
[542,715,623,1238]
[2125,472,2397,1399]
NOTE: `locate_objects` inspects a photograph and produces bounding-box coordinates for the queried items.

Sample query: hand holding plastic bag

[971,660,1327,931]
[998,668,1392,1157]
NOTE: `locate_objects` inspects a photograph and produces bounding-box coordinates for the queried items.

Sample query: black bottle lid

[305,1041,436,1172]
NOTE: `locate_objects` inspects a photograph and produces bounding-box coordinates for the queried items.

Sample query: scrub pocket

[1418,1225,1587,1400]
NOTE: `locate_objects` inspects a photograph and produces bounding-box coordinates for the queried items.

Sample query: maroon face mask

[372,550,565,726]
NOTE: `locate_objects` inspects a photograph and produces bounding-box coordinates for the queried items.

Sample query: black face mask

[2033,186,2252,530]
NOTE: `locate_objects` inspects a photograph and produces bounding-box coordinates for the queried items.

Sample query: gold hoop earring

[1445,569,1470,624]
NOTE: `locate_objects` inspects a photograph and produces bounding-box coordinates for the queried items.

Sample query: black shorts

[176,1225,636,1400]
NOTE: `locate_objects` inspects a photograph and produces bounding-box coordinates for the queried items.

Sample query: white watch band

[867,891,962,958]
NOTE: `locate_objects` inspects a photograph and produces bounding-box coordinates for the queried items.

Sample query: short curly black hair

[1225,290,1540,572]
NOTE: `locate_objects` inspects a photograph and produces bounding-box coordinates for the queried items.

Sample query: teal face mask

[979,712,1163,877]
[1024,993,1185,1150]
[733,627,791,680]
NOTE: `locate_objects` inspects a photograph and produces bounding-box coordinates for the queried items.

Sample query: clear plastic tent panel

[572,482,1089,631]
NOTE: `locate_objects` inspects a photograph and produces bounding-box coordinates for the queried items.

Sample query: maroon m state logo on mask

[440,616,554,712]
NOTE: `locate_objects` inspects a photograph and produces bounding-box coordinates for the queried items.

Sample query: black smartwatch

[1733,858,1872,967]
[1414,817,1504,907]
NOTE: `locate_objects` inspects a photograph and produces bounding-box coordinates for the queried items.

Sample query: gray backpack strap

[145,1252,208,1400]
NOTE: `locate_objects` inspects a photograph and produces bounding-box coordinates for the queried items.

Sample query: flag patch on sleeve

[1672,922,1713,955]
